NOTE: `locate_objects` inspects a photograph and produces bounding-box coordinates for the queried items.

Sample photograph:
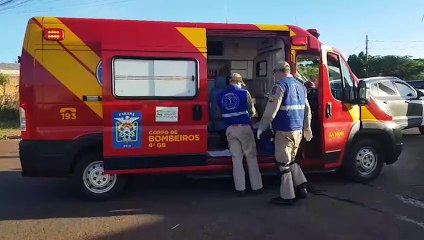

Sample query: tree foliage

[347,52,424,80]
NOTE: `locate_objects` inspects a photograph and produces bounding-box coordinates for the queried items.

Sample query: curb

[7,135,21,140]
[0,135,21,140]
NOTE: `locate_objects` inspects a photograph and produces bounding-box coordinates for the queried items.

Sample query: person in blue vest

[216,73,263,196]
[257,61,312,205]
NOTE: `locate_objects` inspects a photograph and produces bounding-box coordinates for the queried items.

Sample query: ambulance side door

[100,26,208,172]
[321,47,360,168]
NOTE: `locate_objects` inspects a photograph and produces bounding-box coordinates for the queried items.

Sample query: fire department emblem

[113,112,141,148]
[222,93,240,111]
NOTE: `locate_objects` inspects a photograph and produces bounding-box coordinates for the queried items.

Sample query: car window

[370,83,378,96]
[377,81,398,97]
[395,82,416,98]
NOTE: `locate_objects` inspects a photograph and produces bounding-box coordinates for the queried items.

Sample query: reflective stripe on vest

[279,105,305,111]
[222,111,249,118]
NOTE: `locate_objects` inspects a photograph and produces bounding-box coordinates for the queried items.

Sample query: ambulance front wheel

[73,151,127,200]
[343,139,384,182]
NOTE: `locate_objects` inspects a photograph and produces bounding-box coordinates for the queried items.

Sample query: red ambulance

[18,17,402,199]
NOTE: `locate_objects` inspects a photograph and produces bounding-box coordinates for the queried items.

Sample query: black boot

[236,190,246,197]
[270,197,295,205]
[295,187,308,199]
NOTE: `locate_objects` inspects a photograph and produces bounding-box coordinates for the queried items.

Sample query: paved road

[0,130,423,240]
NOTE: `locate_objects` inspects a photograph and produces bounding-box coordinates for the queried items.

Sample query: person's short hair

[274,61,291,74]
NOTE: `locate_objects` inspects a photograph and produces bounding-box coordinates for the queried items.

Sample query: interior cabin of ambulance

[206,32,322,161]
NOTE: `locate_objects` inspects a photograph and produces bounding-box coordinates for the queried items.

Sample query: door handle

[192,105,202,121]
[326,102,332,118]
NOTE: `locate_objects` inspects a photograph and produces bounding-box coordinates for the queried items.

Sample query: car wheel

[343,139,384,182]
[419,126,424,135]
[72,151,127,200]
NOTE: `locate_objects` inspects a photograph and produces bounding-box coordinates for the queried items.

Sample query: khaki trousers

[274,130,308,199]
[226,125,263,191]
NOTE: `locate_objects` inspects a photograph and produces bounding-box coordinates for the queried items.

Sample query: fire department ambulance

[18,17,402,199]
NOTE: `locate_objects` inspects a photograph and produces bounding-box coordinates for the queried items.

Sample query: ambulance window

[296,54,320,84]
[113,58,198,98]
[327,52,343,101]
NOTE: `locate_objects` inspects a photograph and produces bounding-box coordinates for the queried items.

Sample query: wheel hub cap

[355,147,378,175]
[83,161,117,194]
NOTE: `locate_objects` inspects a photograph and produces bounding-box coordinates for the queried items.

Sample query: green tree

[367,55,424,80]
[348,52,367,78]
[0,73,9,107]
[348,53,424,80]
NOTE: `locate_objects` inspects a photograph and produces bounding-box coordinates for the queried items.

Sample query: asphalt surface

[0,130,423,240]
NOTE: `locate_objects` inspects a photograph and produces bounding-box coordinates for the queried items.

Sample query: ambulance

[18,17,402,199]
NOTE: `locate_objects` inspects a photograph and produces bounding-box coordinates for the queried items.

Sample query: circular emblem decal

[96,61,102,86]
[222,93,240,111]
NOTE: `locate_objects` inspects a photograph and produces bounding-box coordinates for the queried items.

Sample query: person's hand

[257,129,263,139]
[251,117,259,125]
[303,129,312,141]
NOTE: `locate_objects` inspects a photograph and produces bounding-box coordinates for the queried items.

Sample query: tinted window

[377,81,398,97]
[408,81,424,89]
[395,82,416,98]
[370,83,378,96]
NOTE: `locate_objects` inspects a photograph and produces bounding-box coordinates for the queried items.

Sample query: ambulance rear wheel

[343,139,384,182]
[73,151,127,200]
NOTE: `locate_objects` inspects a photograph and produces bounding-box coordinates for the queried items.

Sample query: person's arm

[246,91,257,118]
[302,88,313,141]
[303,98,312,132]
[258,85,284,131]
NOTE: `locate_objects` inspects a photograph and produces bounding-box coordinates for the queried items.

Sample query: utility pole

[365,35,369,77]
[365,35,369,62]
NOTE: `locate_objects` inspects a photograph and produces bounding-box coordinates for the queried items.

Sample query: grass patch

[0,107,19,139]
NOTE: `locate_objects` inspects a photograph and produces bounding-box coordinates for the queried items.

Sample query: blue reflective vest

[272,77,306,131]
[216,85,251,128]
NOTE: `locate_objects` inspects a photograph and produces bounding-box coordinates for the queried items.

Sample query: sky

[0,0,423,63]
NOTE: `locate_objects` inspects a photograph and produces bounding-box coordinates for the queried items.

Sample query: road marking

[398,216,424,230]
[171,224,180,230]
[395,195,424,209]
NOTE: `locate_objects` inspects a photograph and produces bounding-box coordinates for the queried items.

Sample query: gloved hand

[257,129,263,139]
[303,129,313,141]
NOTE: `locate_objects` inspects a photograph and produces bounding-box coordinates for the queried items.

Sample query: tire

[72,151,127,200]
[342,139,384,182]
[419,126,424,135]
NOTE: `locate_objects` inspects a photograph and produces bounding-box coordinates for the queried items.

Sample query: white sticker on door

[156,107,178,122]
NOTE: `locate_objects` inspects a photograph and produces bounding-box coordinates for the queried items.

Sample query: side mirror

[357,80,370,105]
[343,86,356,104]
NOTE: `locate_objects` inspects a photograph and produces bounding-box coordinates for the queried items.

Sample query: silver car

[362,77,424,134]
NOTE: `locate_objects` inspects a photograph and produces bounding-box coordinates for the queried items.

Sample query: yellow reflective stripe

[345,104,360,122]
[176,27,207,58]
[291,45,308,51]
[41,17,101,74]
[24,17,102,118]
[360,106,378,121]
[255,24,289,31]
